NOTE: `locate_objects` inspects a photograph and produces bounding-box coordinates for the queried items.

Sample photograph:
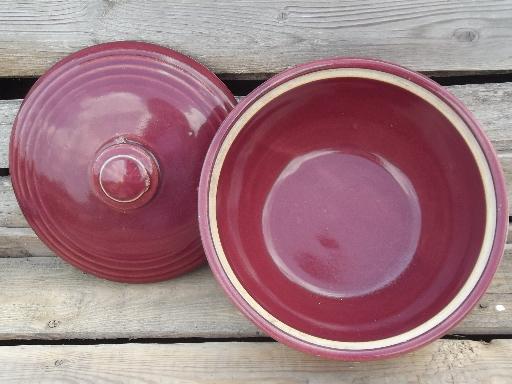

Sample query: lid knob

[92,141,159,210]
[99,155,150,202]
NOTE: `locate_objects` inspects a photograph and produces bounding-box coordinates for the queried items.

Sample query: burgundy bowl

[10,42,235,283]
[199,58,508,360]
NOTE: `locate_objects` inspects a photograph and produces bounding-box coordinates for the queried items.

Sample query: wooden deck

[1,1,512,382]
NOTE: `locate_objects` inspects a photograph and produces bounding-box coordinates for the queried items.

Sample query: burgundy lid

[10,41,235,282]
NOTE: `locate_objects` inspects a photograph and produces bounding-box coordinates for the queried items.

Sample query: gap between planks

[0,340,511,383]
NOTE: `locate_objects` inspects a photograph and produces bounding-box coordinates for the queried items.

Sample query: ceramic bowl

[199,58,508,360]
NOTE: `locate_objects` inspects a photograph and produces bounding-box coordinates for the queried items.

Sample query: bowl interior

[213,75,488,342]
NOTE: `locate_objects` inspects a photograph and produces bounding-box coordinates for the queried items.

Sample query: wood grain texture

[0,99,18,167]
[0,228,510,336]
[0,227,51,257]
[449,83,512,153]
[0,260,262,340]
[2,81,512,168]
[0,252,509,340]
[0,177,26,228]
[0,340,511,383]
[1,1,512,78]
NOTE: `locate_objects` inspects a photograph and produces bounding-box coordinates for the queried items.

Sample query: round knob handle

[99,155,150,202]
[92,141,159,210]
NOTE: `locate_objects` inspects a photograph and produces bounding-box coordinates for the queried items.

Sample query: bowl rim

[198,58,508,360]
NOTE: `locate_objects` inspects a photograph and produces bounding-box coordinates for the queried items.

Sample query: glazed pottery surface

[199,58,507,359]
[10,41,235,282]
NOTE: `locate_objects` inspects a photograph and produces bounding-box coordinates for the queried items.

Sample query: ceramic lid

[10,41,235,282]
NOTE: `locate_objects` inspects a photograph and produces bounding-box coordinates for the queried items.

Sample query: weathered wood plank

[0,259,261,340]
[449,83,512,153]
[0,340,511,383]
[0,227,51,257]
[1,225,511,334]
[0,177,25,228]
[1,1,512,78]
[0,228,512,338]
[3,224,512,259]
[2,223,512,261]
[0,99,19,168]
[1,199,512,257]
[2,152,512,228]
[0,254,509,340]
[2,82,512,168]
